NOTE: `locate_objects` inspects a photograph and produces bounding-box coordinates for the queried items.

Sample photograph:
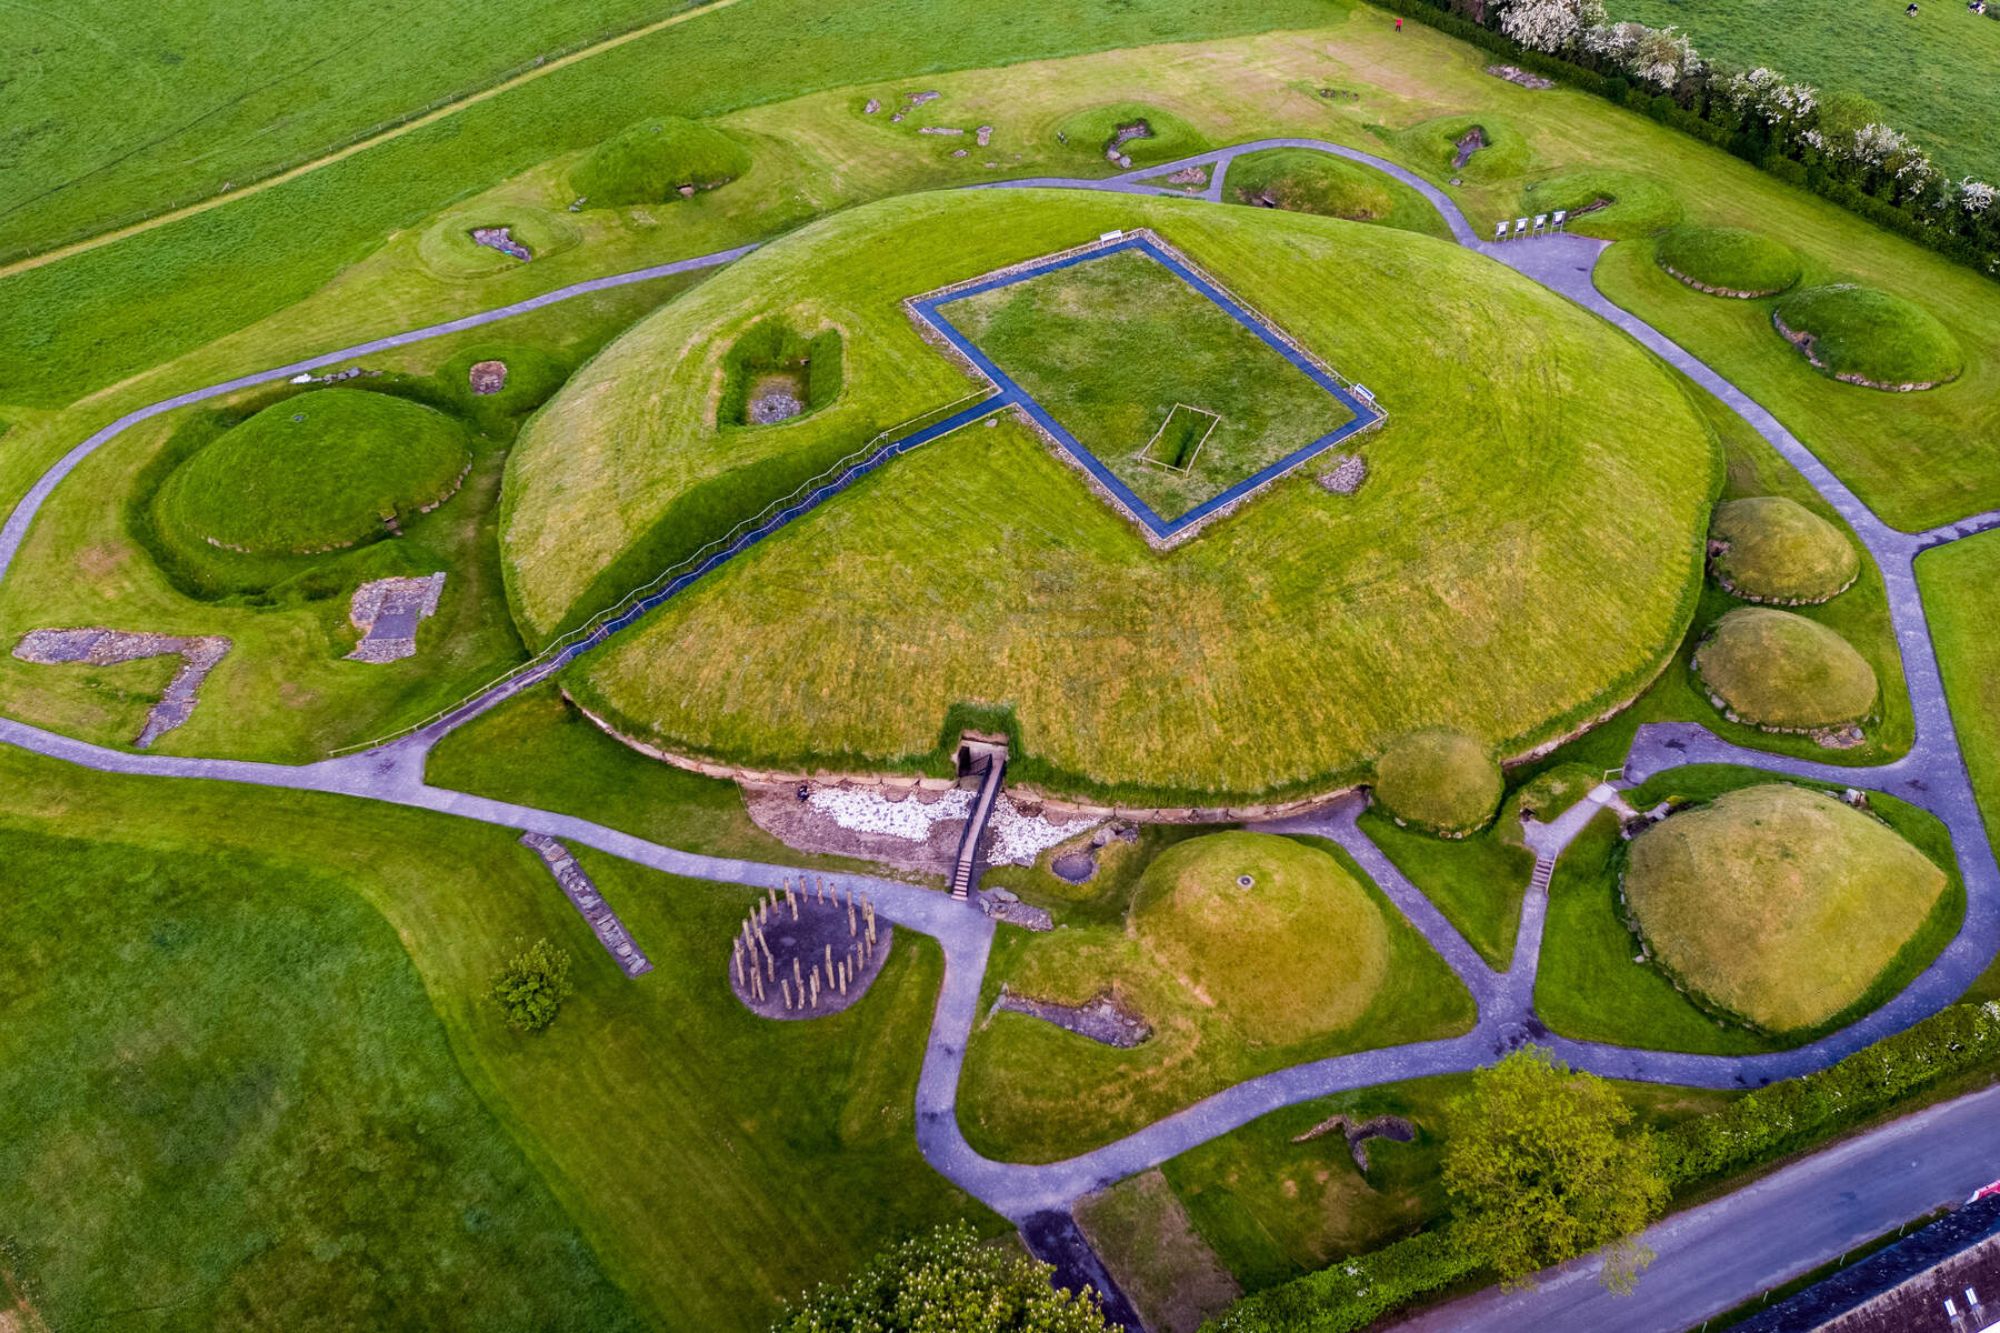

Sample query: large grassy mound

[1623,784,1948,1032]
[956,831,1473,1160]
[1655,225,1801,298]
[1709,496,1858,603]
[1221,149,1451,237]
[502,189,1717,803]
[1692,607,1878,730]
[1372,729,1503,836]
[1772,284,1962,389]
[154,389,470,556]
[570,116,752,207]
[1128,832,1390,1045]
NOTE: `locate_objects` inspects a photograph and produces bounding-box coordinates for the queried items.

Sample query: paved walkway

[3,137,1999,1318]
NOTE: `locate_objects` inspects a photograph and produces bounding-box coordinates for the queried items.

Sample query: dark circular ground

[729,891,893,1020]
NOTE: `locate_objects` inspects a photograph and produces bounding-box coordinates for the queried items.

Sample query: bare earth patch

[1076,1168,1241,1333]
[12,627,229,747]
[728,880,890,1018]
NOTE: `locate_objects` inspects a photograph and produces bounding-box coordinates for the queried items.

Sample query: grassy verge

[0,744,999,1329]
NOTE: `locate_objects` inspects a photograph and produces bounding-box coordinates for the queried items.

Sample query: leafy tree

[1442,1047,1668,1293]
[490,938,574,1033]
[772,1222,1113,1332]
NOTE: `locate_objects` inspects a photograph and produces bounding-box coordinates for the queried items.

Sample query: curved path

[2,138,1997,1275]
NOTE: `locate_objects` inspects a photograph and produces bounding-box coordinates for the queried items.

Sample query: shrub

[1655,225,1802,296]
[1708,496,1858,604]
[1691,607,1878,730]
[1209,1228,1480,1332]
[1771,284,1963,389]
[570,116,751,207]
[1658,1002,2000,1186]
[1373,730,1504,836]
[491,938,575,1033]
[775,1221,1113,1331]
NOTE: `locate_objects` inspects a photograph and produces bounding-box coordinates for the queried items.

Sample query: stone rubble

[12,628,231,748]
[804,786,1095,866]
[520,832,652,976]
[346,572,446,663]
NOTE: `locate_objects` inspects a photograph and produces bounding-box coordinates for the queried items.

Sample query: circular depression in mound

[501,188,1718,801]
[158,390,470,556]
[1624,784,1947,1032]
[1129,832,1389,1045]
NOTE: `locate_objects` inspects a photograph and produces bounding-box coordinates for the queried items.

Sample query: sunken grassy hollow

[502,189,1719,803]
[1623,785,1948,1033]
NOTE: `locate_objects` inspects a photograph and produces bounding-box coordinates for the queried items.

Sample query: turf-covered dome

[1708,496,1859,604]
[1692,607,1877,730]
[1655,225,1801,298]
[1372,729,1503,836]
[1772,284,1961,389]
[1128,832,1390,1045]
[1056,102,1207,169]
[1220,149,1437,233]
[504,189,1718,802]
[570,116,751,207]
[1624,784,1947,1032]
[156,390,470,556]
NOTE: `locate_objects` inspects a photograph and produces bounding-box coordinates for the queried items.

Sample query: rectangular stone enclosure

[911,231,1384,541]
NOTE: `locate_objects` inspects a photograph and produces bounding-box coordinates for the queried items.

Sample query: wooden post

[782,978,793,1010]
[810,972,819,1008]
[789,887,798,920]
[732,939,744,986]
[825,943,835,978]
[793,956,804,992]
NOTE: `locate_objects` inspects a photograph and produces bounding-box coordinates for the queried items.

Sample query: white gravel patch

[807,786,971,840]
[803,787,1099,864]
[989,796,1098,865]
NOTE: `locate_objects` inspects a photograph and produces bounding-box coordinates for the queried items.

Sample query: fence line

[333,391,996,755]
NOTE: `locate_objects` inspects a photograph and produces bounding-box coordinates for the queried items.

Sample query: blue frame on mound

[913,233,1385,541]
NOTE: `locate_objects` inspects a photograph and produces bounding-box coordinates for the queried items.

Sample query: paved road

[1397,1082,2000,1332]
[3,135,2000,1319]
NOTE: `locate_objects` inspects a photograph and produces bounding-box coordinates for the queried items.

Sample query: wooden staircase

[1529,856,1556,893]
[951,753,1007,900]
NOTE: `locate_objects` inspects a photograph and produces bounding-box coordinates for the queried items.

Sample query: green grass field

[0,745,998,1329]
[942,244,1354,521]
[1607,0,2000,183]
[1918,531,2000,867]
[957,834,1474,1162]
[525,189,1714,803]
[0,826,641,1331]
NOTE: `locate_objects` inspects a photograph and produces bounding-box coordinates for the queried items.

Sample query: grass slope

[1221,149,1453,238]
[957,834,1473,1162]
[942,244,1353,520]
[528,190,1714,803]
[0,745,998,1329]
[1920,531,2000,861]
[153,389,470,556]
[1624,784,1948,1033]
[0,827,640,1331]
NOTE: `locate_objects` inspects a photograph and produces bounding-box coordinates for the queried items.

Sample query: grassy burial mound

[1517,169,1683,239]
[1057,102,1208,168]
[1708,496,1859,604]
[1396,114,1531,183]
[1372,729,1503,837]
[1655,225,1802,298]
[1692,607,1878,731]
[1771,284,1962,390]
[503,188,1717,804]
[154,389,471,557]
[570,116,752,208]
[941,243,1355,523]
[956,832,1472,1160]
[1622,785,1949,1032]
[1221,149,1451,237]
